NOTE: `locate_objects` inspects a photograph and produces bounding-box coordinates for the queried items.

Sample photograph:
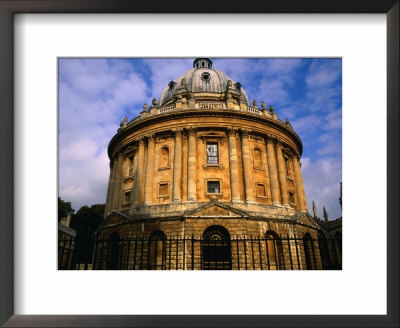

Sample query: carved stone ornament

[261,101,266,109]
[269,105,275,113]
[199,131,224,144]
[143,103,148,111]
[250,134,263,142]
[227,128,237,137]
[147,134,155,143]
[181,79,186,87]
[240,129,250,138]
[187,127,197,136]
[152,98,158,106]
[266,134,275,143]
[252,100,258,107]
[174,129,183,138]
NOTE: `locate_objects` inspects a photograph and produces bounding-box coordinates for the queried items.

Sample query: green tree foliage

[58,197,74,222]
[70,203,105,265]
[70,203,105,236]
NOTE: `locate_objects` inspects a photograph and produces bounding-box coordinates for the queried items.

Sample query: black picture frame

[0,1,398,327]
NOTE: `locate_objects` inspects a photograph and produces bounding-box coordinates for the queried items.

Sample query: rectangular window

[256,183,266,197]
[206,143,218,164]
[207,181,220,194]
[159,183,169,196]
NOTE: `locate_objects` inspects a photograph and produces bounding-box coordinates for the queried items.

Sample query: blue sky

[58,58,342,219]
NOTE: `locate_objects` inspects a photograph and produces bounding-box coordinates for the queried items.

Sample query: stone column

[105,158,116,216]
[228,128,240,202]
[144,135,155,205]
[240,130,255,203]
[111,152,124,210]
[266,135,281,205]
[172,130,183,203]
[187,128,197,202]
[293,155,307,211]
[132,137,145,205]
[275,139,289,206]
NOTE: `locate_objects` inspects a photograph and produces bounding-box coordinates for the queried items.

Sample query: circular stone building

[94,58,341,270]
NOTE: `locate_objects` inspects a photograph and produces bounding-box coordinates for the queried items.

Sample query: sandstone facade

[95,58,340,270]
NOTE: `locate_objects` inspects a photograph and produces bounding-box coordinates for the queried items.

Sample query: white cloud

[58,59,148,210]
[302,157,342,219]
[306,59,341,87]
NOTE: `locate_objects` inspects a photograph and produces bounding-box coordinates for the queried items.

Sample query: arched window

[160,146,170,168]
[265,231,282,270]
[148,230,166,270]
[202,225,232,270]
[303,233,315,270]
[108,232,120,270]
[253,148,263,169]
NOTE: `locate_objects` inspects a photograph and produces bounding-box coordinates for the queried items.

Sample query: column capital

[227,127,238,137]
[240,128,251,138]
[275,138,283,148]
[187,126,197,136]
[173,129,184,138]
[146,134,156,143]
[266,134,275,144]
[136,136,146,145]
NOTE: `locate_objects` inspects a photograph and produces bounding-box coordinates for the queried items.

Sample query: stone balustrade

[120,102,278,132]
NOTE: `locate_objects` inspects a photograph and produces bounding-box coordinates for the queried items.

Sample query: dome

[159,58,250,106]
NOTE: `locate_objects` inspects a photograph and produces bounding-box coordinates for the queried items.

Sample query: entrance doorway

[201,225,232,270]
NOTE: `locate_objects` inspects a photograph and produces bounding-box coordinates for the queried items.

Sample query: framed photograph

[0,1,398,327]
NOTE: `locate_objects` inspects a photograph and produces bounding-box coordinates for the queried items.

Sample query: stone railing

[159,105,176,114]
[246,106,262,115]
[122,101,280,132]
[197,102,226,109]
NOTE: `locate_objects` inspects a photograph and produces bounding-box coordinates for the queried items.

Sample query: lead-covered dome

[159,58,250,106]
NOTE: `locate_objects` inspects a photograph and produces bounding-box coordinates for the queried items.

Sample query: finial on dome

[193,58,213,69]
[261,101,266,109]
[285,118,293,128]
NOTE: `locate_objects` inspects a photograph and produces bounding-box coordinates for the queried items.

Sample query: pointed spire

[312,200,318,219]
[323,206,329,222]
